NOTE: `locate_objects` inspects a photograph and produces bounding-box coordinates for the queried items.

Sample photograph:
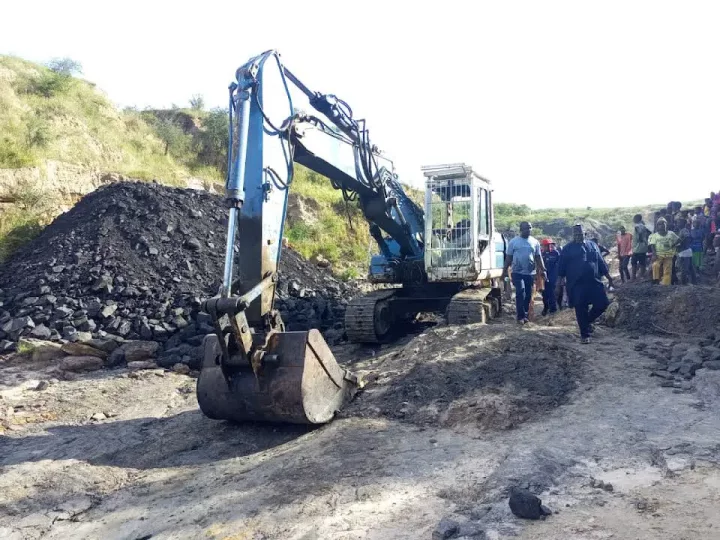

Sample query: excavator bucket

[196,329,359,424]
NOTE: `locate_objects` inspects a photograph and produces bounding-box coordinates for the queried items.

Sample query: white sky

[3,0,720,208]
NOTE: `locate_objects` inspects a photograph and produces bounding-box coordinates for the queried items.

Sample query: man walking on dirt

[503,221,546,325]
[556,224,614,344]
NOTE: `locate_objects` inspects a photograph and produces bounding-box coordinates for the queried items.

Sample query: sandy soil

[2,306,720,539]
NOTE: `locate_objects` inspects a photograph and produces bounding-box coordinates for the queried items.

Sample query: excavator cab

[423,163,505,283]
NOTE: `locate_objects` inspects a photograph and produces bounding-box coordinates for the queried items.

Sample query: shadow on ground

[0,409,313,469]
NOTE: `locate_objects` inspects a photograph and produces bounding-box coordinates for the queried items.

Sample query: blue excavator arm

[220,50,425,323]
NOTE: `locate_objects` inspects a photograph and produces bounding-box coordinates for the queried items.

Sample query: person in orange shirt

[616,226,633,283]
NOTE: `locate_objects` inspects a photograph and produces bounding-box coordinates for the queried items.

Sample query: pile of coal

[0,181,357,367]
[639,335,720,389]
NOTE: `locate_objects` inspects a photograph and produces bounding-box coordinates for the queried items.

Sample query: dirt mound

[343,324,581,431]
[613,282,720,337]
[0,181,356,363]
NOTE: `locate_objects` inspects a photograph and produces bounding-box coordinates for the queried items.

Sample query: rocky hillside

[0,55,221,184]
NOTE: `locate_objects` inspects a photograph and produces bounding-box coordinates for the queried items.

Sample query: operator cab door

[476,184,504,277]
[474,184,490,277]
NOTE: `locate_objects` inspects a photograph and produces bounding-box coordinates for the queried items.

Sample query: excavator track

[445,287,500,325]
[345,289,397,344]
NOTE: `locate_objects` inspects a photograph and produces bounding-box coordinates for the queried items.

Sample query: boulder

[509,488,551,520]
[61,342,108,359]
[85,338,119,353]
[29,324,52,340]
[60,356,104,372]
[121,340,160,363]
[432,517,460,540]
[127,360,157,370]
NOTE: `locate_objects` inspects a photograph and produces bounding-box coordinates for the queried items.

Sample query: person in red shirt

[616,226,633,283]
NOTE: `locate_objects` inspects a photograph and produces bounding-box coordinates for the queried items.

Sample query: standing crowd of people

[629,195,720,286]
[502,192,720,343]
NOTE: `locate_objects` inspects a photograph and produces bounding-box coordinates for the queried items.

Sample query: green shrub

[0,207,45,262]
[339,267,360,281]
[0,138,35,167]
[194,108,229,175]
[24,115,50,149]
[28,70,73,98]
[154,118,191,157]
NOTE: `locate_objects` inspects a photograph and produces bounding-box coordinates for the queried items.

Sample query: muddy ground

[2,288,720,539]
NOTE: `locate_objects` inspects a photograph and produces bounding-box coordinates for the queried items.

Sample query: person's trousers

[631,252,647,278]
[693,251,704,270]
[679,256,697,285]
[671,255,679,285]
[512,273,534,321]
[571,281,610,338]
[542,279,557,313]
[653,255,673,285]
[619,255,631,282]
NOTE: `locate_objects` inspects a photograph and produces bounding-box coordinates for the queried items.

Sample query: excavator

[196,50,506,425]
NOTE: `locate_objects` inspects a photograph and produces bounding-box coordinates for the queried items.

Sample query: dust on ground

[2,301,720,539]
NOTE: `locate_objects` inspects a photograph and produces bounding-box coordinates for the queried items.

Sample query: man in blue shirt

[556,224,615,343]
[503,222,546,324]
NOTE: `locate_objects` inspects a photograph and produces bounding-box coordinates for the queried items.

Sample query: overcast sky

[3,0,720,208]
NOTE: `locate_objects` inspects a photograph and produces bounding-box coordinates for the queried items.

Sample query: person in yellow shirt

[648,218,679,285]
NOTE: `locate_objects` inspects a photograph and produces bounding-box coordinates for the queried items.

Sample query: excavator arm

[197,49,422,424]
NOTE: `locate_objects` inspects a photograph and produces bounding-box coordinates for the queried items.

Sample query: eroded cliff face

[0,160,215,214]
[0,161,112,211]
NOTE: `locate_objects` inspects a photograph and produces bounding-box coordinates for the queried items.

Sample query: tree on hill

[46,57,83,76]
[189,94,205,111]
[154,118,190,156]
[195,108,229,175]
